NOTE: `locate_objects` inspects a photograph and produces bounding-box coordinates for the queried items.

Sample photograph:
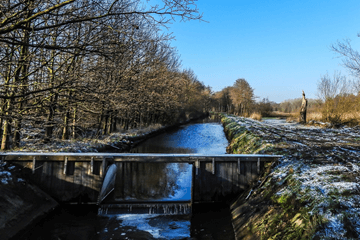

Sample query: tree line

[0,0,211,150]
[211,78,255,116]
[211,78,281,117]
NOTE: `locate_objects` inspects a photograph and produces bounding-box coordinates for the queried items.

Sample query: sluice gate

[1,153,281,214]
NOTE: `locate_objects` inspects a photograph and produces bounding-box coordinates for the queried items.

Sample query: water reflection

[112,163,192,201]
[131,122,228,154]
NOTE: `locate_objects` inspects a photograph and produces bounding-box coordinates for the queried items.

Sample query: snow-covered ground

[0,161,25,186]
[230,116,360,239]
[12,124,165,153]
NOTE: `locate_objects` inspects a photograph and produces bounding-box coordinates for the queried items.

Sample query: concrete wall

[0,177,58,240]
[2,154,278,204]
[14,161,103,202]
[193,160,264,202]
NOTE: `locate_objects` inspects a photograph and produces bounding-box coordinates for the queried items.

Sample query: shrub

[250,112,262,121]
[321,95,357,125]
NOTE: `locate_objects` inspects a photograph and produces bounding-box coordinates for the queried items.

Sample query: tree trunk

[1,96,12,150]
[106,112,112,135]
[62,91,73,140]
[1,119,10,150]
[72,106,77,139]
[62,108,70,140]
[13,118,21,147]
[103,111,109,134]
[12,2,31,148]
[45,93,58,141]
[299,91,308,124]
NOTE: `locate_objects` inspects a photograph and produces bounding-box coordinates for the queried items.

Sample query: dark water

[23,203,234,240]
[22,116,235,240]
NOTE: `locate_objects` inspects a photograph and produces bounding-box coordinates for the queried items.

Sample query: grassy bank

[220,114,360,239]
[221,115,273,154]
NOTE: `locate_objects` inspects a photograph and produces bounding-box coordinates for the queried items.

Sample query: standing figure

[300,90,307,124]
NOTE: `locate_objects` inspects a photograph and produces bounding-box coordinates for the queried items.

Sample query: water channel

[23,116,235,240]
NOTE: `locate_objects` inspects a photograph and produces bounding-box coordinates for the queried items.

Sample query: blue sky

[164,0,360,103]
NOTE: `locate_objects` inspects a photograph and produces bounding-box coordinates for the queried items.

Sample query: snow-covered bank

[222,115,360,239]
[11,123,167,153]
[12,117,207,153]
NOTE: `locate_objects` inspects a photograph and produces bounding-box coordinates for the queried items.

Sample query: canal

[22,116,235,240]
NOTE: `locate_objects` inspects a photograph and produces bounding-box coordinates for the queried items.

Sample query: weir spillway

[1,153,281,214]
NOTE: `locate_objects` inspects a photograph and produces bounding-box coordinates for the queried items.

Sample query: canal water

[130,117,228,154]
[23,116,235,240]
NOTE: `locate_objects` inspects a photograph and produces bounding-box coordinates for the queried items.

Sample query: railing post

[212,158,215,175]
[101,157,114,177]
[195,160,200,175]
[102,157,106,177]
[257,158,261,175]
[63,157,68,175]
[32,157,36,174]
[90,157,94,174]
[237,158,241,174]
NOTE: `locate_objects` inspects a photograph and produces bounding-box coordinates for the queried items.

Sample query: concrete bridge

[1,153,281,214]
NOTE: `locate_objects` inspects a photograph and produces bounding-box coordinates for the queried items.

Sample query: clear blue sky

[164,0,360,103]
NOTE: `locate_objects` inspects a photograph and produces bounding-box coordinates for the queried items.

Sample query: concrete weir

[1,153,281,215]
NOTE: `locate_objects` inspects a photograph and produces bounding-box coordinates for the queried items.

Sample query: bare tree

[317,71,351,101]
[317,72,357,124]
[332,39,360,78]
[0,0,202,38]
[0,0,207,150]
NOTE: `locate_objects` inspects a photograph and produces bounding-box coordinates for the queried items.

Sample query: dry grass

[284,107,323,124]
[333,112,360,126]
[285,112,299,122]
[250,112,262,121]
[303,110,360,126]
[267,111,293,118]
[307,112,322,122]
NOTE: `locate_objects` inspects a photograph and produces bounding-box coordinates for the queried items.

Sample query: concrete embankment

[221,114,360,240]
[0,162,58,240]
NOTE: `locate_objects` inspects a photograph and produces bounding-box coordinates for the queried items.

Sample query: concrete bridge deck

[1,152,281,162]
[1,153,282,212]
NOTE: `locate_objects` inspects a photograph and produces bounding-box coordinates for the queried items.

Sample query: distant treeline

[279,98,318,113]
[210,78,281,117]
[0,0,208,150]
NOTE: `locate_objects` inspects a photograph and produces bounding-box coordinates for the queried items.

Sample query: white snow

[0,170,12,185]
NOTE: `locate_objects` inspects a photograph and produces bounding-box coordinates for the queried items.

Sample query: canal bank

[222,114,360,239]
